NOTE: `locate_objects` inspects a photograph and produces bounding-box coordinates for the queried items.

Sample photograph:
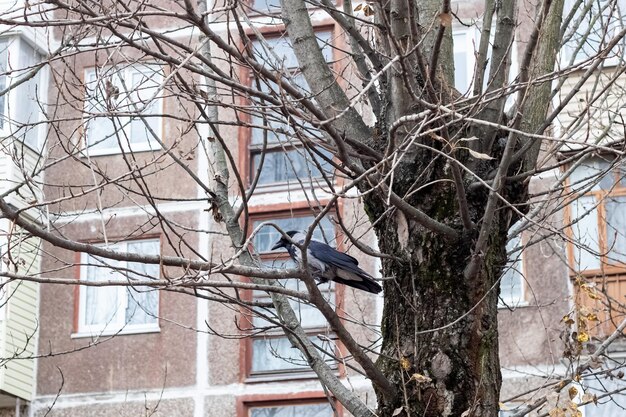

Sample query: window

[247,402,334,417]
[249,0,280,11]
[245,214,337,378]
[568,157,626,272]
[83,64,163,155]
[246,32,334,188]
[453,28,480,94]
[0,37,45,150]
[567,156,626,337]
[562,0,626,66]
[499,231,526,308]
[77,239,160,336]
[452,24,517,99]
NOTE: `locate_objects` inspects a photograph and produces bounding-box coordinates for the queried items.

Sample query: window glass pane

[251,148,332,186]
[605,195,626,264]
[252,32,332,70]
[0,40,7,129]
[500,233,524,306]
[569,158,611,192]
[129,68,162,147]
[252,216,335,254]
[252,277,333,329]
[571,195,601,270]
[125,240,160,325]
[84,70,123,151]
[83,254,122,327]
[251,336,308,372]
[251,335,335,373]
[250,0,282,11]
[15,40,43,149]
[250,403,333,417]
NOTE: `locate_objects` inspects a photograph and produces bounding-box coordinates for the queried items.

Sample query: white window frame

[82,64,164,156]
[0,35,48,152]
[75,238,161,337]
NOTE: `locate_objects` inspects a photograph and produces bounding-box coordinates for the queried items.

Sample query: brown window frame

[239,206,345,382]
[237,392,342,417]
[237,25,338,191]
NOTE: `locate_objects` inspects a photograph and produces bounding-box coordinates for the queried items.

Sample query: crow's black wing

[308,240,360,271]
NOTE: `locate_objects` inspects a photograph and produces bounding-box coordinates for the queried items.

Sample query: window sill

[71,325,160,339]
[497,300,530,310]
[245,368,338,384]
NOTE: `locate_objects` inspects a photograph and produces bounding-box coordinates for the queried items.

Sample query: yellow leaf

[587,291,601,300]
[568,386,578,400]
[577,332,590,342]
[587,313,599,322]
[399,357,411,370]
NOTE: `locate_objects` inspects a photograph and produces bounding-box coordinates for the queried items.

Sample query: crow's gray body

[272,231,382,294]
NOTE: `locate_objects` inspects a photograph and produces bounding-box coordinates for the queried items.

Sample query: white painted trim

[71,325,161,339]
[51,200,209,223]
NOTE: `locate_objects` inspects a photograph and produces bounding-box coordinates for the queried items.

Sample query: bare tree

[0,1,626,417]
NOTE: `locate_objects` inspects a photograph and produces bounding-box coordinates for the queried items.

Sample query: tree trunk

[365,169,510,417]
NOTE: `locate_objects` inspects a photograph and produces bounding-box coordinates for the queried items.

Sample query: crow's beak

[271,240,284,251]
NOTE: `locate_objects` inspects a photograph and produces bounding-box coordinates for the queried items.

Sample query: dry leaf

[439,12,452,27]
[363,4,374,16]
[548,408,565,417]
[399,357,411,370]
[392,407,403,417]
[411,373,432,384]
[568,386,578,400]
[354,4,363,12]
[469,149,495,160]
[581,393,598,405]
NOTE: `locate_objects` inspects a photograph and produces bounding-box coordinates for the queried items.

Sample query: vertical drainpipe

[194,2,214,416]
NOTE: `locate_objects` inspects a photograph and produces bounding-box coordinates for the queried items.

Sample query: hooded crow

[271,231,382,294]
